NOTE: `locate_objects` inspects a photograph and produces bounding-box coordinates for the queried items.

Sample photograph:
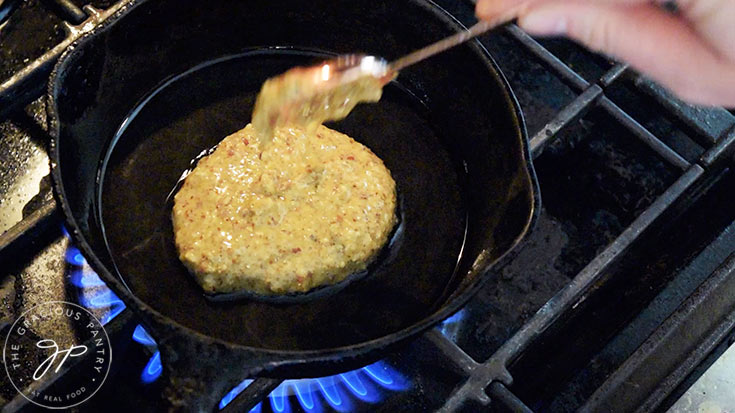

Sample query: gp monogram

[3,301,112,409]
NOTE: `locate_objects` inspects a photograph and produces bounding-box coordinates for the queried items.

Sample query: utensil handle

[390,20,495,71]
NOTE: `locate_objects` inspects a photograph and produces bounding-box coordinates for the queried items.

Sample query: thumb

[516,1,735,106]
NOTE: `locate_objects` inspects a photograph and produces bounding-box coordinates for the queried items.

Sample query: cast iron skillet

[48,0,539,410]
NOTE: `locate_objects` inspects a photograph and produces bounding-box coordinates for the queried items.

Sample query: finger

[678,0,735,61]
[476,0,528,22]
[475,0,650,22]
[517,1,735,106]
[477,0,735,62]
[475,0,530,24]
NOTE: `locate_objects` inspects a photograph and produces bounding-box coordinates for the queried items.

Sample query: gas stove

[1,0,735,412]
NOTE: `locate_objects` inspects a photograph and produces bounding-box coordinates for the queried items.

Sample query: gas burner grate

[65,224,415,412]
[214,360,409,413]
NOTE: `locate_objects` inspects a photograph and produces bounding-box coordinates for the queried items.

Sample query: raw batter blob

[172,123,397,295]
[251,59,393,141]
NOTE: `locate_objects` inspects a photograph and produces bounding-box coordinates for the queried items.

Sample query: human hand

[475,0,735,107]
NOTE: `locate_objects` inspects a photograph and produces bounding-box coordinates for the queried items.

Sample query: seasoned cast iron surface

[100,50,466,349]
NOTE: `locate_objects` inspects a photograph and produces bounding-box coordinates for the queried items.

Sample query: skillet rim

[47,0,540,366]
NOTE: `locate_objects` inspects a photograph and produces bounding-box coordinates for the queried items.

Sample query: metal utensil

[390,20,494,71]
[252,20,498,137]
[329,19,498,75]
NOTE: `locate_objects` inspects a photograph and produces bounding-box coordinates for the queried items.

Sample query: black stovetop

[1,0,735,412]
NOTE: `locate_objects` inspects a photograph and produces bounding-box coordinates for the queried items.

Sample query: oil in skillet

[98,49,467,348]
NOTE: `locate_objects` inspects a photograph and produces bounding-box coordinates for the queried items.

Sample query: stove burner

[64,225,414,411]
[64,226,126,325]
[130,307,412,412]
[216,359,409,412]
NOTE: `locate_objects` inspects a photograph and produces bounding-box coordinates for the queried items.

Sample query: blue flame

[79,289,121,308]
[64,225,440,411]
[100,302,125,325]
[70,269,107,287]
[219,379,253,410]
[315,377,349,412]
[438,309,467,340]
[63,226,126,326]
[270,384,290,413]
[214,359,409,412]
[339,372,366,397]
[65,246,86,266]
[133,324,157,347]
[142,350,163,383]
[316,377,341,407]
[292,381,315,411]
[362,363,394,386]
[129,308,468,412]
[212,316,478,412]
[131,325,163,383]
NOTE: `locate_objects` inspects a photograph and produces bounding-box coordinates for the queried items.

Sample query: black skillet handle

[154,330,280,412]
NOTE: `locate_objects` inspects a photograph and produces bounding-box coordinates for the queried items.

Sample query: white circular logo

[3,301,112,409]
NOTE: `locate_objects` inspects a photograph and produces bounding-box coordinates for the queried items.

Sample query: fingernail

[520,12,567,35]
